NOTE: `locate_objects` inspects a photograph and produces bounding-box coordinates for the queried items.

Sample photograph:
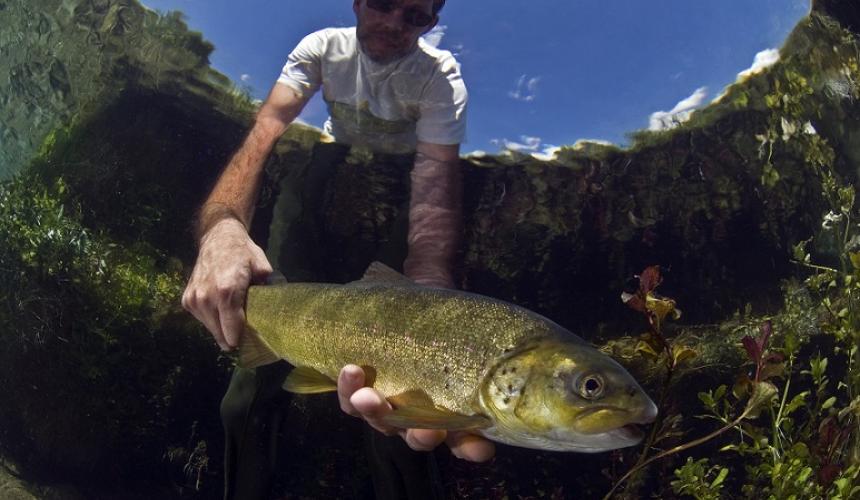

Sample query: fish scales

[245,282,558,414]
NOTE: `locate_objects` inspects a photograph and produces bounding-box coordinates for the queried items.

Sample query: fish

[240,262,658,452]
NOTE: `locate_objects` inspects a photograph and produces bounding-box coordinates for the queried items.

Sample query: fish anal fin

[283,366,337,394]
[355,261,417,286]
[238,327,281,369]
[382,406,492,431]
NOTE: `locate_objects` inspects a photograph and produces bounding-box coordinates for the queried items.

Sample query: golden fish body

[241,263,657,452]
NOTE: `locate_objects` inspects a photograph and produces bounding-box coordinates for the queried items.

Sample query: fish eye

[579,374,605,399]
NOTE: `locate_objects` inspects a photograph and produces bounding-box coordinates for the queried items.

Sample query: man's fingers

[218,300,246,350]
[337,365,365,416]
[446,431,496,462]
[249,244,274,282]
[405,428,447,452]
[182,285,230,350]
[349,387,398,436]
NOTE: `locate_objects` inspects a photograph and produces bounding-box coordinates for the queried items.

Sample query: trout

[240,262,657,452]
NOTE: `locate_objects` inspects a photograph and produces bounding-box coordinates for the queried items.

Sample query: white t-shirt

[277,27,468,154]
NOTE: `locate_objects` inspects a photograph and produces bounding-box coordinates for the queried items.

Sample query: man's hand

[182,218,273,350]
[337,365,496,462]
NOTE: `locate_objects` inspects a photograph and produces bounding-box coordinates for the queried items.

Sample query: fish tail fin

[238,326,280,369]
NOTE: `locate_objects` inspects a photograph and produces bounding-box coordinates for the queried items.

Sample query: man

[181,0,494,498]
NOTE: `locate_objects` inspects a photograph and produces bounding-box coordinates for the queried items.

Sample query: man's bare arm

[402,141,463,288]
[182,83,308,350]
[195,84,309,239]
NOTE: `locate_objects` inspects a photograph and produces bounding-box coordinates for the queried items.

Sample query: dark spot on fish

[501,368,508,375]
[507,383,513,392]
[510,367,517,373]
[445,382,450,390]
[503,397,510,404]
[443,366,449,374]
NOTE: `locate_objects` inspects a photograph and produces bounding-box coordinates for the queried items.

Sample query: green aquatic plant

[0,171,226,496]
[670,457,728,500]
[606,255,859,498]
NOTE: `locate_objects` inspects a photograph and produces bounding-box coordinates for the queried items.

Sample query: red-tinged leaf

[818,463,841,487]
[764,352,785,364]
[639,266,662,294]
[742,336,761,364]
[621,291,646,312]
[817,416,841,450]
[759,321,773,350]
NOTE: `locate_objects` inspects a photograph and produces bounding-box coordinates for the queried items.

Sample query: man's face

[353,0,438,64]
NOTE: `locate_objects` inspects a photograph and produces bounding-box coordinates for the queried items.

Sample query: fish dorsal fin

[266,270,288,286]
[282,366,337,394]
[355,261,417,286]
[383,406,492,431]
[238,327,281,369]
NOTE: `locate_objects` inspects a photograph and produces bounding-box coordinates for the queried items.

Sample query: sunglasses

[365,0,435,28]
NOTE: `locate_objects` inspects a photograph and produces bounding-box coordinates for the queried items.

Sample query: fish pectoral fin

[383,406,492,431]
[238,326,281,369]
[282,366,337,394]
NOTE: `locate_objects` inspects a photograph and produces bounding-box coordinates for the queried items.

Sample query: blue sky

[141,0,809,155]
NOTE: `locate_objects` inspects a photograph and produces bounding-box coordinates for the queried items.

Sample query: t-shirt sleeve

[416,55,468,145]
[277,30,326,98]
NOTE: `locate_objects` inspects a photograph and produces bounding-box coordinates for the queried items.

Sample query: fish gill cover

[0,0,859,497]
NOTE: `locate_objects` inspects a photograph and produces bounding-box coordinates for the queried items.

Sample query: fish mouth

[616,424,645,442]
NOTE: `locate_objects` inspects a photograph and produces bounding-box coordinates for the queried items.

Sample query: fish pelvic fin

[238,326,281,369]
[355,261,417,286]
[383,406,492,431]
[282,366,337,394]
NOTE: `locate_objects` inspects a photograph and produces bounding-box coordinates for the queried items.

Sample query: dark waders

[220,364,444,500]
[220,144,445,500]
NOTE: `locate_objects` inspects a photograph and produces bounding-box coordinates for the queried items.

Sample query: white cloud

[422,25,446,48]
[508,74,541,102]
[240,74,252,83]
[736,48,780,80]
[491,136,559,160]
[648,87,708,131]
[531,145,561,161]
[492,135,541,152]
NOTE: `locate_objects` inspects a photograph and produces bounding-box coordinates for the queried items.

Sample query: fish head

[478,337,657,452]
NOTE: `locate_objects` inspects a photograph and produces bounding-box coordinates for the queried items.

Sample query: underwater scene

[1,0,859,498]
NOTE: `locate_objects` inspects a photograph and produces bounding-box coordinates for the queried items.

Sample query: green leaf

[711,467,729,488]
[850,252,860,270]
[744,381,778,418]
[698,391,715,409]
[635,339,660,360]
[785,391,809,415]
[672,345,697,366]
[822,396,837,410]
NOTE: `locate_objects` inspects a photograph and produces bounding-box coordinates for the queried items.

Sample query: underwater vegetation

[0,0,858,497]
